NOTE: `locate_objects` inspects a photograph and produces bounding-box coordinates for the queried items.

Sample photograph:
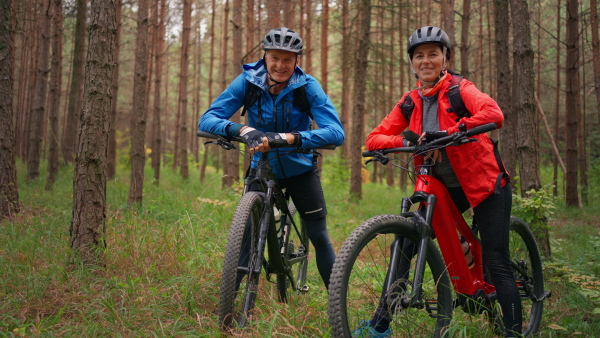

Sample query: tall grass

[1,155,599,337]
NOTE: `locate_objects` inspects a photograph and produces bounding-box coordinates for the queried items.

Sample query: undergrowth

[1,156,599,337]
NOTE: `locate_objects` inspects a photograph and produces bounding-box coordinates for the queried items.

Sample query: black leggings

[371,183,521,336]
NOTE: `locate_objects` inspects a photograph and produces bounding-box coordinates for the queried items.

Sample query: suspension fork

[382,194,436,309]
[251,182,275,275]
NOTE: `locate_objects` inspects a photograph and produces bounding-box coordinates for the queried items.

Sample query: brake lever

[212,136,235,150]
[365,152,390,165]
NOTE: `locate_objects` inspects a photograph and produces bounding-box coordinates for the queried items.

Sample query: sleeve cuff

[226,122,245,137]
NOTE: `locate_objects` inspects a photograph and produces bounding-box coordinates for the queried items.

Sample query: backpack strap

[446,75,470,121]
[241,83,312,123]
[399,91,415,123]
[292,84,314,120]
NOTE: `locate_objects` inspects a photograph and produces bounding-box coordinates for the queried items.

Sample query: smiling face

[411,43,447,84]
[265,49,299,85]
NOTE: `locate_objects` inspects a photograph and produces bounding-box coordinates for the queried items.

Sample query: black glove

[422,130,448,143]
[264,132,289,147]
[240,127,265,148]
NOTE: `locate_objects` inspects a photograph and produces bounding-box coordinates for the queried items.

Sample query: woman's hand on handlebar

[418,131,448,163]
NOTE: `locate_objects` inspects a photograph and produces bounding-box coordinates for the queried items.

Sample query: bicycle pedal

[425,299,439,318]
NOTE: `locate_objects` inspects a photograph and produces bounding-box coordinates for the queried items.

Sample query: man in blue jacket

[198,27,344,289]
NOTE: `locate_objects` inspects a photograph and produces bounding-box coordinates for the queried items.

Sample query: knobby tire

[218,192,263,330]
[328,214,453,338]
[508,216,545,336]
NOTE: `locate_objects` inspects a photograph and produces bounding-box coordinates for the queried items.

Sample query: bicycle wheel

[508,216,545,336]
[328,214,453,338]
[218,192,263,330]
[276,201,310,303]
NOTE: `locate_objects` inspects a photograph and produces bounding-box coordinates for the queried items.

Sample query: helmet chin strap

[411,46,448,90]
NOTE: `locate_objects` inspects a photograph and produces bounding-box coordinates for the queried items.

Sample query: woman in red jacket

[361,26,521,337]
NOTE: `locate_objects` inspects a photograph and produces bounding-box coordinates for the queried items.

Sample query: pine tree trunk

[62,0,86,165]
[70,0,115,266]
[0,0,20,218]
[46,0,63,190]
[107,0,122,180]
[26,0,52,182]
[460,0,471,79]
[591,0,600,130]
[340,0,351,160]
[565,0,580,207]
[178,0,191,180]
[511,0,550,257]
[495,0,516,182]
[152,0,166,184]
[127,0,149,205]
[350,0,371,200]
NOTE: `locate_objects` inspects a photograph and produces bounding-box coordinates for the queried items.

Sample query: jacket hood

[242,59,306,91]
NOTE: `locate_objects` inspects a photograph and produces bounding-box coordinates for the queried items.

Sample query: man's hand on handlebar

[240,127,265,150]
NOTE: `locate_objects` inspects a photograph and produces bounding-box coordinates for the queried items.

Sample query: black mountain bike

[197,130,334,331]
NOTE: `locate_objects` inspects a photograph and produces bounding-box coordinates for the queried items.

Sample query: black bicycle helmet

[407,26,451,60]
[262,27,303,55]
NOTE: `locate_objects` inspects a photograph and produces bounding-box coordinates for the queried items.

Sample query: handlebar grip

[466,123,497,137]
[196,130,217,139]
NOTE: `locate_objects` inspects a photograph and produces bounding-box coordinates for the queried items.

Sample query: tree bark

[340,0,351,160]
[565,0,580,207]
[220,0,232,188]
[152,0,166,184]
[201,0,217,183]
[511,0,549,257]
[441,0,456,46]
[107,0,122,180]
[266,0,281,28]
[46,0,63,190]
[553,0,562,197]
[320,0,329,93]
[0,0,20,218]
[495,0,516,182]
[510,0,541,195]
[62,0,86,165]
[591,0,600,129]
[127,0,149,205]
[350,0,370,200]
[177,0,191,180]
[460,0,471,79]
[26,0,52,181]
[70,0,116,266]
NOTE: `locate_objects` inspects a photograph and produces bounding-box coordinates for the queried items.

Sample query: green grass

[1,156,599,337]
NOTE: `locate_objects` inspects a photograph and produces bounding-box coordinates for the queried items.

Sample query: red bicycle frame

[411,172,495,297]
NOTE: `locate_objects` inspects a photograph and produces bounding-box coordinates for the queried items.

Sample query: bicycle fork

[379,194,438,315]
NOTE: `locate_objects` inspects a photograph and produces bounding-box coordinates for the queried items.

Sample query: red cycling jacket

[366,74,507,208]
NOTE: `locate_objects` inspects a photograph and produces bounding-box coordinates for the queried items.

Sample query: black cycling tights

[303,216,336,289]
[371,183,521,337]
[236,216,335,290]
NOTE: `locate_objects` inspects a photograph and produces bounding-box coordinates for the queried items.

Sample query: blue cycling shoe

[351,320,392,338]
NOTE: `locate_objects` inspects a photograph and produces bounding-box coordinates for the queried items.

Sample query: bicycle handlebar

[362,122,497,158]
[197,130,337,150]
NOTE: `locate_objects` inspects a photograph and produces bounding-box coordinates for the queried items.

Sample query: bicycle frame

[242,151,308,291]
[398,162,495,305]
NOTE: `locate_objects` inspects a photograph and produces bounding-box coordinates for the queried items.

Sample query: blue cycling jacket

[198,60,345,179]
